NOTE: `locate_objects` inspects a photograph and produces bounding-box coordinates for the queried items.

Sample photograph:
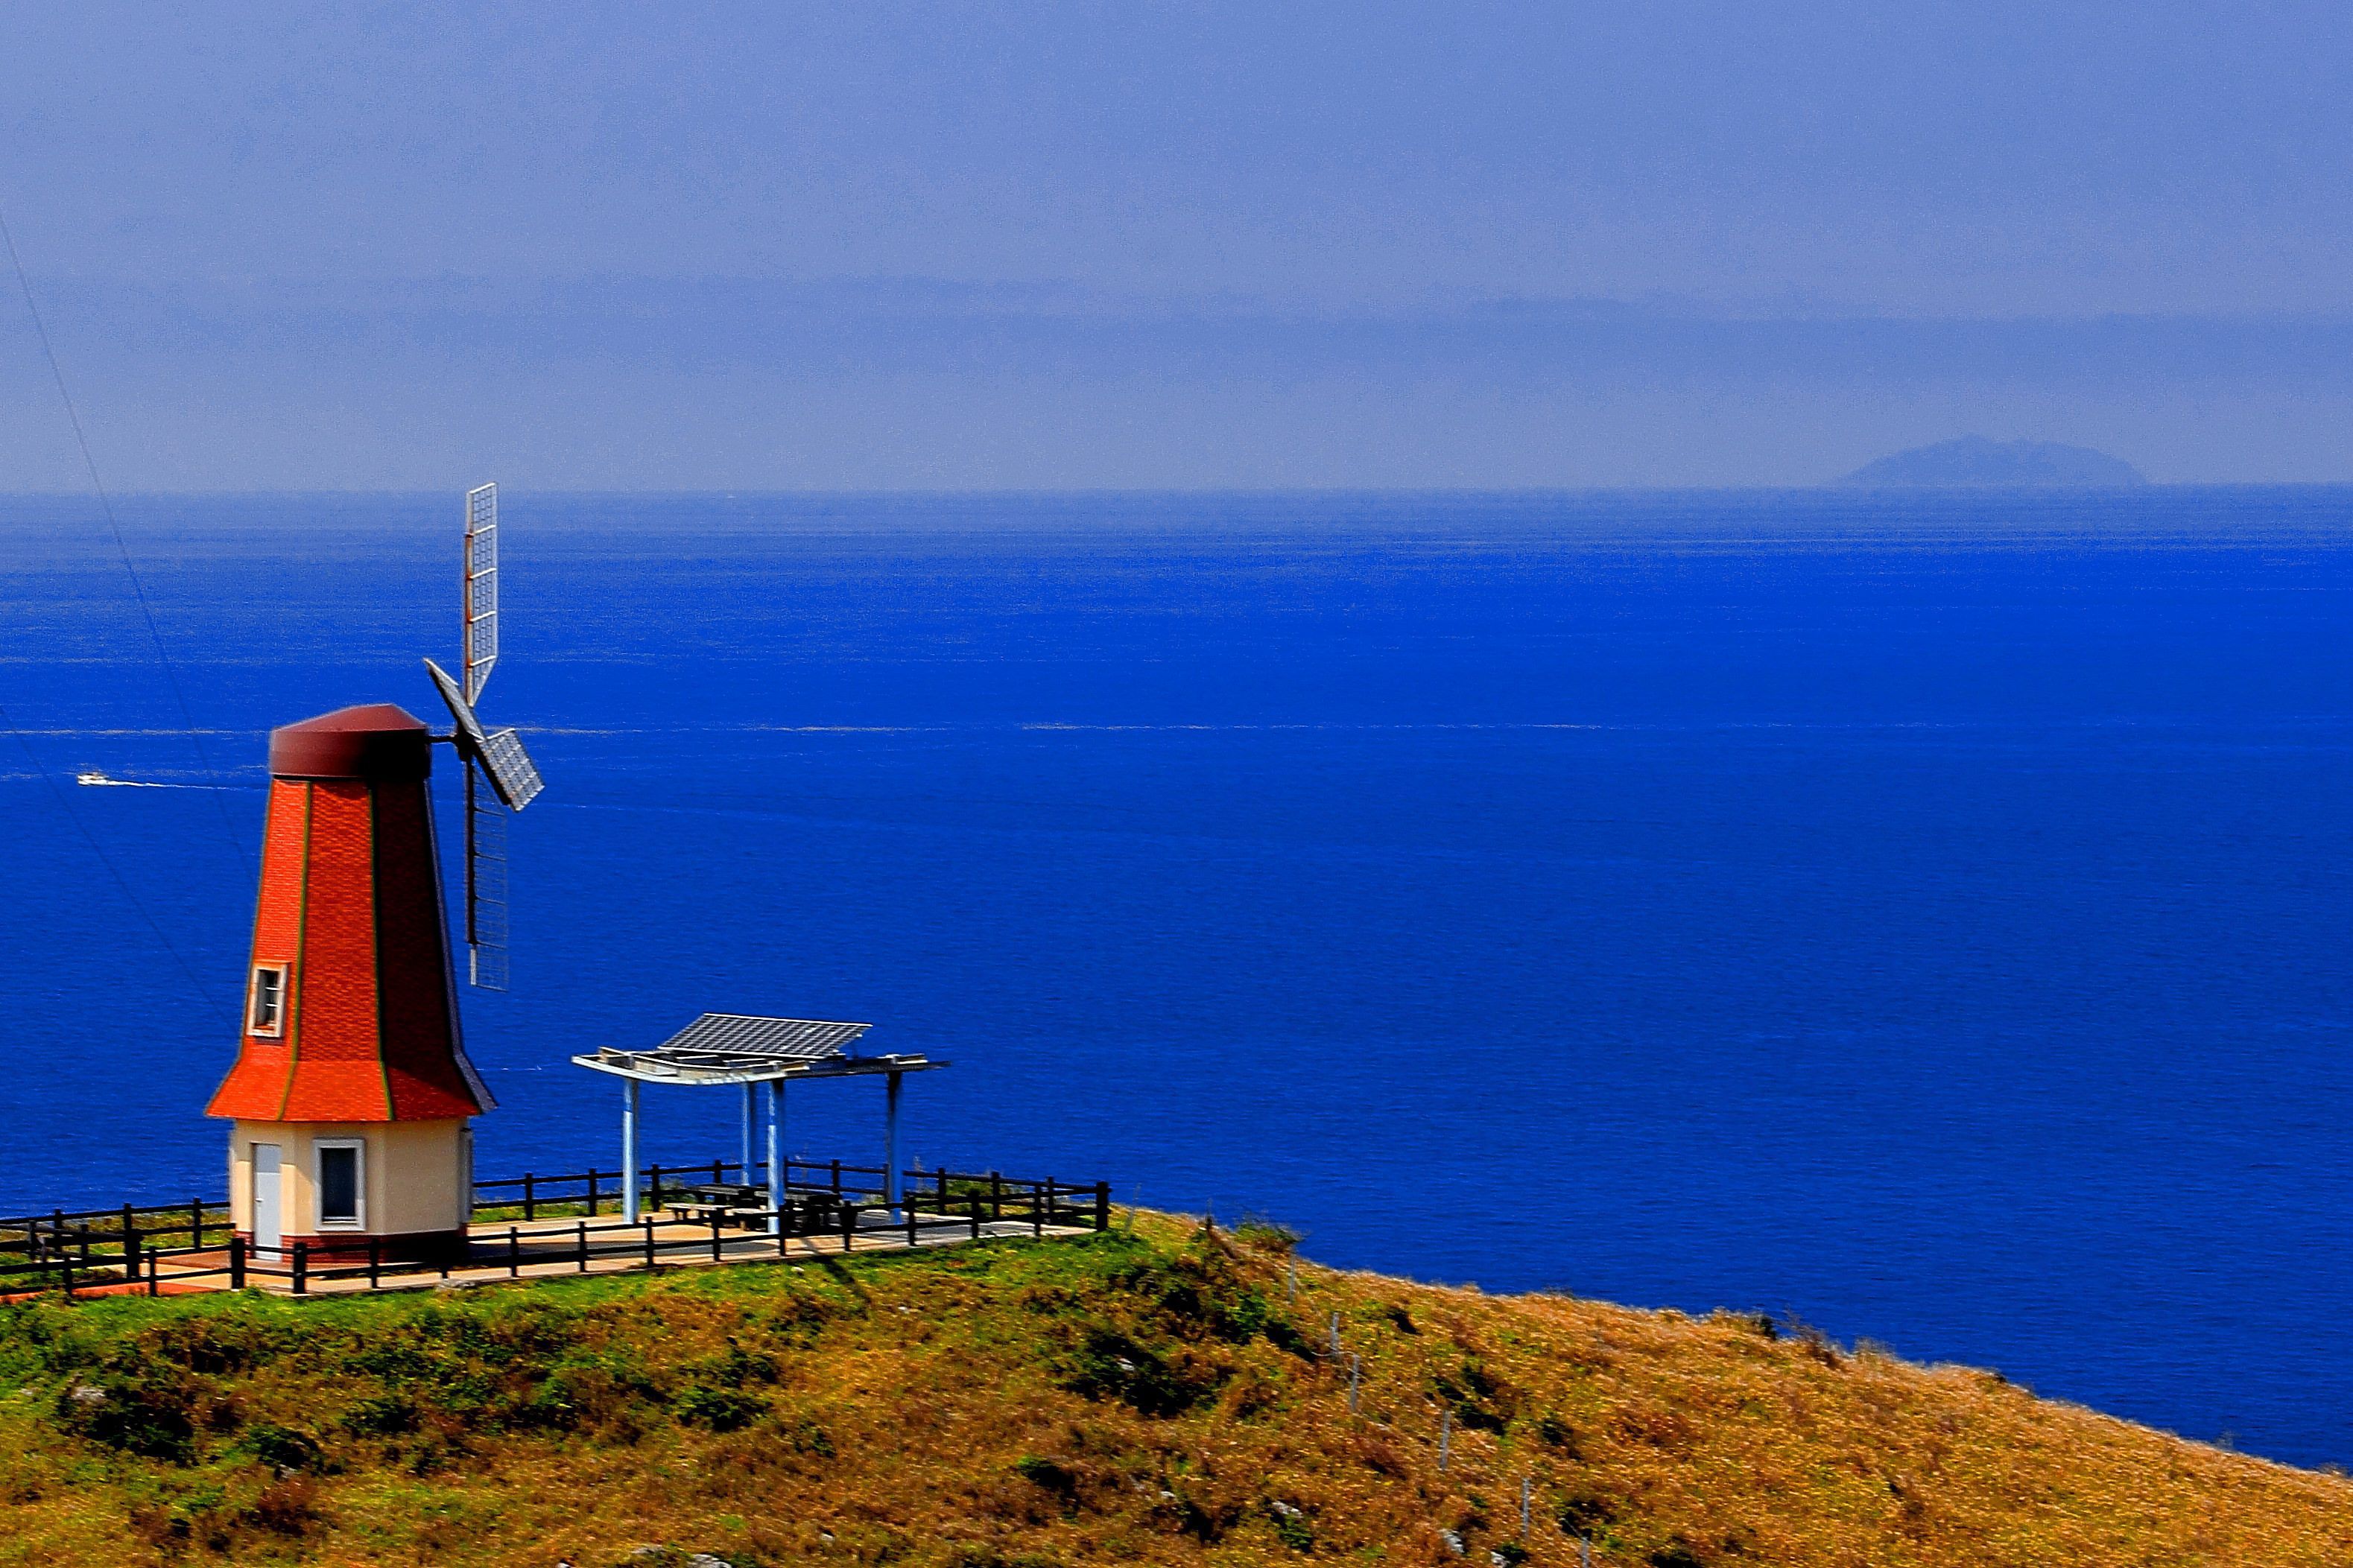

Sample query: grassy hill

[1,1213,2344,1567]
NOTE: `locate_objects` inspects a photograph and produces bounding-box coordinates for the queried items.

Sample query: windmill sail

[475,726,544,809]
[464,773,510,990]
[464,483,498,703]
[425,660,543,810]
[425,483,543,991]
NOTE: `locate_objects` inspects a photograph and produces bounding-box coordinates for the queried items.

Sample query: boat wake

[75,770,191,790]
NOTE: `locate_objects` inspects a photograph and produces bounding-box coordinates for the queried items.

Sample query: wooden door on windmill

[253,1143,283,1251]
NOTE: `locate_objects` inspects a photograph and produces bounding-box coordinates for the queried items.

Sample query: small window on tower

[248,965,288,1037]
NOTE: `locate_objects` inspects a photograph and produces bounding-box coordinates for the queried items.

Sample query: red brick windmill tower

[207,486,545,1260]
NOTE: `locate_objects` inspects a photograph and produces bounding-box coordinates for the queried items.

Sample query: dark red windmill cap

[268,704,434,783]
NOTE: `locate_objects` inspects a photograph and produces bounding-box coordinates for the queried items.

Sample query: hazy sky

[1,4,2349,488]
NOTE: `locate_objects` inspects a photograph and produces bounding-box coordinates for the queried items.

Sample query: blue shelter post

[767,1079,785,1235]
[740,1082,754,1184]
[621,1078,642,1224]
[885,1070,903,1214]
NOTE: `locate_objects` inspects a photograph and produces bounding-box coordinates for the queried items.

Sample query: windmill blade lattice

[425,482,545,991]
[464,482,498,702]
[465,778,510,989]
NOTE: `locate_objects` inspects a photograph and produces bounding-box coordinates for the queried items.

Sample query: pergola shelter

[571,1014,946,1227]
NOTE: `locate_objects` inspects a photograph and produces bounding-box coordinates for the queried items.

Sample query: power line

[0,701,231,1023]
[0,201,251,869]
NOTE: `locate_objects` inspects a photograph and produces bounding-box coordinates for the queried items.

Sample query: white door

[252,1143,283,1252]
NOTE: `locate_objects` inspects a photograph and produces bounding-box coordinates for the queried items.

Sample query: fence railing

[0,1158,1111,1300]
[469,1156,898,1220]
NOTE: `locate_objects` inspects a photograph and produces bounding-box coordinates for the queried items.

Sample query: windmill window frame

[247,963,291,1038]
[315,1139,365,1230]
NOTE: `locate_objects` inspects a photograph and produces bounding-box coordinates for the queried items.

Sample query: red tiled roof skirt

[207,706,488,1124]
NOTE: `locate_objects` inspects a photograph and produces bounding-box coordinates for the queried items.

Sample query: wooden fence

[0,1158,1111,1299]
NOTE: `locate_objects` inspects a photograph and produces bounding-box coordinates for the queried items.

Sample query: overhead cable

[0,200,251,867]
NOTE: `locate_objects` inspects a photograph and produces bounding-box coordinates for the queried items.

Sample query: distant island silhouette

[1841,436,2147,488]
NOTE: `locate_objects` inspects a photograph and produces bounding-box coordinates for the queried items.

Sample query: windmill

[206,483,542,1263]
[423,483,545,990]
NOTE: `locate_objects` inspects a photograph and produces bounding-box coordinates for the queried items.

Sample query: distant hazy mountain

[1841,437,2147,488]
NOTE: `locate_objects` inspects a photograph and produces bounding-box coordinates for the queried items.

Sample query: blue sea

[4,489,2352,1467]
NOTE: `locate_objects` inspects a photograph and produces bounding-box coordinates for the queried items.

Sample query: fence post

[829,1159,842,1196]
[292,1242,308,1296]
[577,1220,589,1272]
[711,1211,723,1263]
[508,1227,522,1278]
[145,1244,159,1297]
[1095,1183,1110,1231]
[650,1163,664,1210]
[989,1171,1002,1220]
[642,1216,656,1269]
[124,1221,141,1283]
[368,1237,381,1291]
[191,1199,205,1249]
[229,1235,246,1290]
[1031,1187,1045,1240]
[840,1202,857,1253]
[523,1172,536,1221]
[711,1158,723,1186]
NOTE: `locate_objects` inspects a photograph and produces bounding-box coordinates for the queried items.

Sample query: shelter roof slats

[660,1013,871,1059]
[569,1013,946,1085]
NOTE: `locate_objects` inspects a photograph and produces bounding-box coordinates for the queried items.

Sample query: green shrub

[1433,1357,1516,1433]
[1061,1327,1220,1418]
[1263,1318,1313,1358]
[1232,1219,1301,1254]
[1557,1491,1618,1534]
[54,1374,197,1461]
[1266,1500,1315,1552]
[1105,1249,1270,1344]
[236,1421,326,1473]
[1535,1413,1580,1453]
[697,1342,779,1386]
[674,1383,764,1432]
[343,1393,418,1435]
[778,1416,835,1458]
[1013,1453,1080,1502]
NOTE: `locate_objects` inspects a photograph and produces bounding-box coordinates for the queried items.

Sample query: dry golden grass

[0,1212,2343,1567]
